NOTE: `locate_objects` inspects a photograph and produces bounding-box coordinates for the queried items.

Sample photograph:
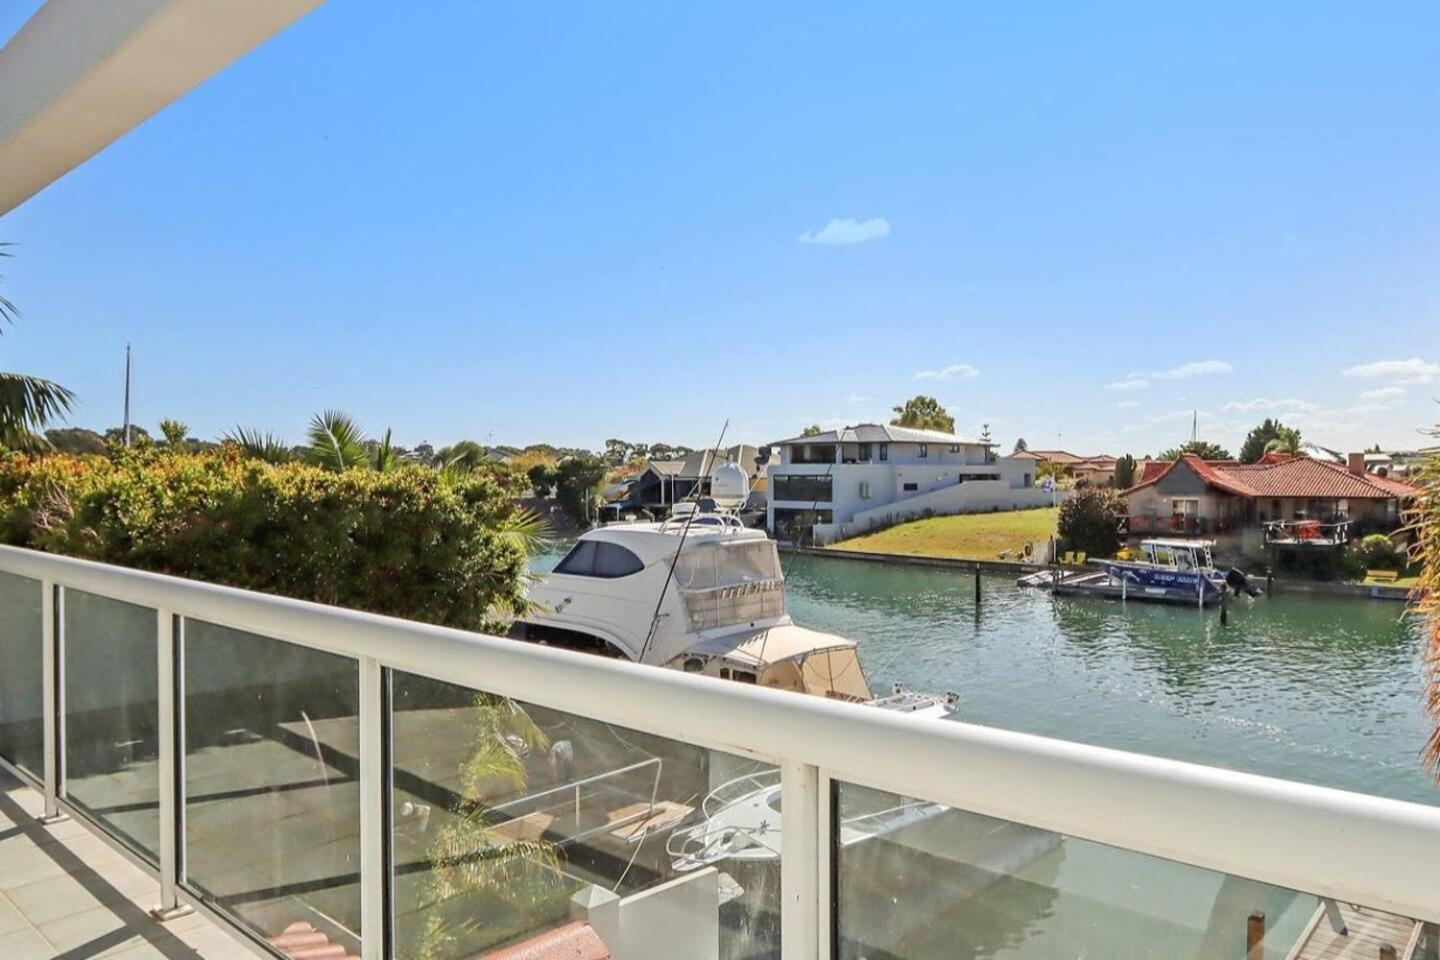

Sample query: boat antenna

[122,343,133,448]
[638,419,729,664]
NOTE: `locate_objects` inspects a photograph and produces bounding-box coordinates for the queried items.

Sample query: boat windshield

[674,540,786,631]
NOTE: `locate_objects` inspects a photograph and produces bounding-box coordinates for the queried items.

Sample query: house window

[903,482,919,492]
[772,475,833,502]
[918,444,929,458]
[859,481,872,499]
[1271,498,1282,519]
[792,444,837,465]
[1172,499,1200,517]
[879,444,888,462]
[1023,473,1033,488]
[858,443,872,460]
[949,444,960,453]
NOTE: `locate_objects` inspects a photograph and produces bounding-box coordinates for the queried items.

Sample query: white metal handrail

[2,543,1439,934]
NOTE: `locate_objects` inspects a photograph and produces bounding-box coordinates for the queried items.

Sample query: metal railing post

[39,581,66,823]
[816,771,835,960]
[153,611,191,920]
[780,760,820,960]
[359,657,385,960]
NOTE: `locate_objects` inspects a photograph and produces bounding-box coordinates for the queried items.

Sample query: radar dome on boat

[710,461,750,508]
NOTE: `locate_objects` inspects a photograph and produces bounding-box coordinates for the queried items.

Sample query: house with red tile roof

[1121,452,1419,538]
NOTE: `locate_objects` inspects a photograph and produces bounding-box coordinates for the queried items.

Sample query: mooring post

[1247,912,1265,960]
[1220,588,1229,625]
[1266,565,1273,596]
[974,563,981,605]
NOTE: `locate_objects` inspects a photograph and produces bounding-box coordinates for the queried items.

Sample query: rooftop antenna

[1191,410,1197,445]
[122,343,133,447]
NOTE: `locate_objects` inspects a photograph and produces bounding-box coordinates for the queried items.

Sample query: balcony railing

[0,544,1437,960]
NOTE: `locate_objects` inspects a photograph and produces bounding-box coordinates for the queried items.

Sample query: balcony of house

[1,545,1438,960]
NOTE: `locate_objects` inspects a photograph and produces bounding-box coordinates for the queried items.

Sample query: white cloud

[1151,360,1234,380]
[1115,400,1140,409]
[1106,377,1149,391]
[799,217,891,245]
[1359,386,1406,402]
[842,393,871,405]
[914,363,979,381]
[1221,397,1320,415]
[1342,358,1439,384]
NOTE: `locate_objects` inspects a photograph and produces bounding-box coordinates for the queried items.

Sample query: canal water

[530,545,1435,959]
[537,545,1433,804]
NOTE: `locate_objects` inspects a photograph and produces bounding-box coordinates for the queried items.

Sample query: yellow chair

[1062,551,1076,564]
[1074,551,1087,564]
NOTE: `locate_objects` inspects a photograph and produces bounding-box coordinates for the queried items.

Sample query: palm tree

[1,244,74,449]
[419,694,561,960]
[1405,432,1439,780]
[1264,425,1303,456]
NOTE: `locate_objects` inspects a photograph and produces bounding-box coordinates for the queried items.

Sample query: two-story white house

[765,424,1051,543]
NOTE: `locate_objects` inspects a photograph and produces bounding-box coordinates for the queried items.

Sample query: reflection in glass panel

[391,672,779,960]
[0,571,44,777]
[834,780,1437,960]
[63,588,159,859]
[183,620,360,953]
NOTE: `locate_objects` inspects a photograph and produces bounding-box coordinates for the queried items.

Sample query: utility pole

[122,343,133,447]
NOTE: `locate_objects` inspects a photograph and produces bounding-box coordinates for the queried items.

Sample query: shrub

[1057,486,1125,559]
[0,448,529,630]
[1355,533,1403,571]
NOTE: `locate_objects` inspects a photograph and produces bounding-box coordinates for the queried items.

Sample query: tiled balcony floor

[0,768,251,960]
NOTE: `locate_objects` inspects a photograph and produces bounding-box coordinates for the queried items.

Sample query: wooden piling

[1247,911,1266,960]
[974,563,981,604]
[1221,588,1229,625]
[1266,565,1273,596]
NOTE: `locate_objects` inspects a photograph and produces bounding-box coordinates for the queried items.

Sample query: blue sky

[1,1,1437,456]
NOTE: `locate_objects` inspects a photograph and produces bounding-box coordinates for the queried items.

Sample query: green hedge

[0,448,528,630]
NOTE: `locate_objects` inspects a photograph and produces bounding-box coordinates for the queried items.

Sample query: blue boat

[1097,538,1227,604]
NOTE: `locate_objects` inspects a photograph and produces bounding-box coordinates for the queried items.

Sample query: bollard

[1246,912,1265,960]
[1266,565,1273,597]
[1221,588,1229,625]
[974,563,982,605]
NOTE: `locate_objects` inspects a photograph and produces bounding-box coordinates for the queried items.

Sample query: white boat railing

[0,544,1437,960]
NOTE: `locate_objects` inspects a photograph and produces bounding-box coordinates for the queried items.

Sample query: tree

[158,418,189,446]
[0,244,75,450]
[800,425,823,438]
[602,438,632,467]
[890,395,955,433]
[1012,438,1028,454]
[552,455,608,523]
[104,425,153,447]
[435,440,490,473]
[1264,425,1303,456]
[1239,419,1284,463]
[1160,440,1231,461]
[526,463,557,498]
[1058,486,1126,559]
[44,428,106,455]
[1113,453,1137,489]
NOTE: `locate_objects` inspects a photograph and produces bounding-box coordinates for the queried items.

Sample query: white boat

[514,464,956,713]
[666,764,943,872]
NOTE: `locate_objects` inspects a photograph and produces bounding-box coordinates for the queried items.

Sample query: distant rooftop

[774,423,989,446]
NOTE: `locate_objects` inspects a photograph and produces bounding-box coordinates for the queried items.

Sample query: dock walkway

[1283,902,1422,960]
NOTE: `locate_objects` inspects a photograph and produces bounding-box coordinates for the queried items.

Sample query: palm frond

[374,427,399,473]
[0,371,74,448]
[222,425,292,464]
[307,409,369,471]
[494,505,554,558]
[0,243,18,328]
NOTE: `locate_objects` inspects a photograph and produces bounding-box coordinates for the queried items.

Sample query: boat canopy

[676,625,871,701]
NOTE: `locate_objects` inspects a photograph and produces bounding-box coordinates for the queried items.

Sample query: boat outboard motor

[1225,567,1262,597]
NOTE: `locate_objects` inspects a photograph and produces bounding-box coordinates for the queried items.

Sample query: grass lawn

[827,507,1059,561]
